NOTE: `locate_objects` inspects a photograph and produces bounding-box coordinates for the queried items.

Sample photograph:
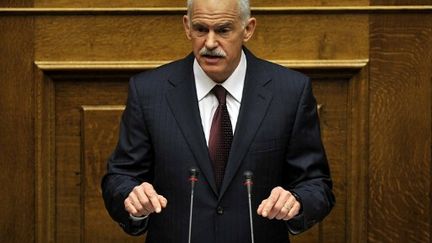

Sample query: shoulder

[129,53,194,93]
[250,56,311,95]
[133,55,191,84]
[261,59,309,82]
[245,48,310,87]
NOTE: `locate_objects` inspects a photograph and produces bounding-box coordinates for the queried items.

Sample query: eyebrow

[191,22,206,28]
[191,21,234,29]
[215,22,233,28]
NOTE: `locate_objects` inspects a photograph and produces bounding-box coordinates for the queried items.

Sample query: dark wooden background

[0,0,431,242]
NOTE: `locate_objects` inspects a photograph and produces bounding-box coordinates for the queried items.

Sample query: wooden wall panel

[346,66,369,243]
[81,106,143,243]
[369,13,432,242]
[33,0,368,8]
[292,78,351,243]
[0,16,35,242]
[372,0,432,5]
[315,79,349,243]
[1,1,432,243]
[0,0,32,7]
[250,14,368,60]
[35,14,368,62]
[44,65,364,243]
[35,15,188,62]
[54,77,129,242]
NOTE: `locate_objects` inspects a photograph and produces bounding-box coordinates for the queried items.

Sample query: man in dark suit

[101,0,335,242]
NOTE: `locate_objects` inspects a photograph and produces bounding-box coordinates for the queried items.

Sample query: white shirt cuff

[129,213,149,221]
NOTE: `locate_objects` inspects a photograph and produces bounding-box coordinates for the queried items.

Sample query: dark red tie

[209,85,233,190]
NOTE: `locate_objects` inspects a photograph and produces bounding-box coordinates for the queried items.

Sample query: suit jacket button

[216,206,224,215]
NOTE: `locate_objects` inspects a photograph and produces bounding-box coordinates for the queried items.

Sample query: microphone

[243,171,255,243]
[188,167,199,243]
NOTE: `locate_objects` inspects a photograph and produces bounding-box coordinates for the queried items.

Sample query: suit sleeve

[284,78,335,234]
[101,76,154,235]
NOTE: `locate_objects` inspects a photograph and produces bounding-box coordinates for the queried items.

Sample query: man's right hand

[124,182,168,217]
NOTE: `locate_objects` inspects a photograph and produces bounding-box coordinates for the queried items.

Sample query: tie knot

[212,85,227,105]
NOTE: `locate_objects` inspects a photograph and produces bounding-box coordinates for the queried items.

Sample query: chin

[202,67,223,76]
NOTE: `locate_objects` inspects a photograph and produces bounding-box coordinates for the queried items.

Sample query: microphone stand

[188,168,199,243]
[244,171,255,243]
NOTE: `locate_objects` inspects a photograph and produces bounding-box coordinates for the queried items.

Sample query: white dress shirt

[194,50,247,146]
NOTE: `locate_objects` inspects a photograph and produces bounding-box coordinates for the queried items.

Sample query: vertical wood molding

[347,64,369,243]
[80,106,86,243]
[35,69,56,243]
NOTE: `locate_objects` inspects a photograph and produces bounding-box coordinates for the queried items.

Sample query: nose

[205,30,218,50]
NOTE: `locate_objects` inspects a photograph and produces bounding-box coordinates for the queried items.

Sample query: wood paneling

[372,0,432,5]
[250,14,368,60]
[1,1,432,243]
[35,14,368,61]
[347,66,369,243]
[81,106,143,243]
[35,68,56,243]
[53,76,129,242]
[35,15,188,62]
[40,64,365,242]
[0,16,35,242]
[293,78,350,243]
[0,0,32,7]
[33,0,368,8]
[369,13,432,242]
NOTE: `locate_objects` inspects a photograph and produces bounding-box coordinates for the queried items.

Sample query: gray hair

[186,0,251,24]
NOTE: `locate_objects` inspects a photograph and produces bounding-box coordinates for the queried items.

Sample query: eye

[197,27,208,33]
[216,27,231,35]
[192,25,208,34]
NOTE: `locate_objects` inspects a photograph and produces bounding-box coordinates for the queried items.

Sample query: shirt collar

[194,50,246,103]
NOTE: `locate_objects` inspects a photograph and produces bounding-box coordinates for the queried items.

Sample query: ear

[183,15,192,40]
[243,17,256,43]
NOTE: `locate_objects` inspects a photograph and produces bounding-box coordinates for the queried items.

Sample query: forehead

[190,0,241,24]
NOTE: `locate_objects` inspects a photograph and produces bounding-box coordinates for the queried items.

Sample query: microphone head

[189,167,199,178]
[243,170,253,180]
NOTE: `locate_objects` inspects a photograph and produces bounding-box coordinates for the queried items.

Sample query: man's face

[183,0,256,83]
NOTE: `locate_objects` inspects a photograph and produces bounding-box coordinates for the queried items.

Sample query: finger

[125,196,142,216]
[261,187,283,218]
[124,198,136,215]
[268,191,290,219]
[257,199,266,215]
[275,193,293,220]
[278,195,296,219]
[129,191,148,216]
[158,195,168,208]
[275,203,290,220]
[275,198,294,220]
[133,186,153,213]
[143,184,162,213]
[283,201,301,221]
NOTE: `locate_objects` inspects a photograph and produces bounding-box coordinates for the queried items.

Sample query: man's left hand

[257,186,301,220]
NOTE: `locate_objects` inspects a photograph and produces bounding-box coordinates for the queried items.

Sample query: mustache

[199,47,226,57]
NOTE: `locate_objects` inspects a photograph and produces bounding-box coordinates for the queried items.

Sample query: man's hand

[124,182,168,217]
[257,186,301,221]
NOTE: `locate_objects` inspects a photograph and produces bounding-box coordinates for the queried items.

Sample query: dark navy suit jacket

[102,48,334,243]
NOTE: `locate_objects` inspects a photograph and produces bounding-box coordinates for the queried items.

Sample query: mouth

[202,55,223,64]
[203,54,222,58]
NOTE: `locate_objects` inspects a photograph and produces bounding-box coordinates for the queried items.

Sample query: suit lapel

[165,54,218,196]
[219,50,273,199]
